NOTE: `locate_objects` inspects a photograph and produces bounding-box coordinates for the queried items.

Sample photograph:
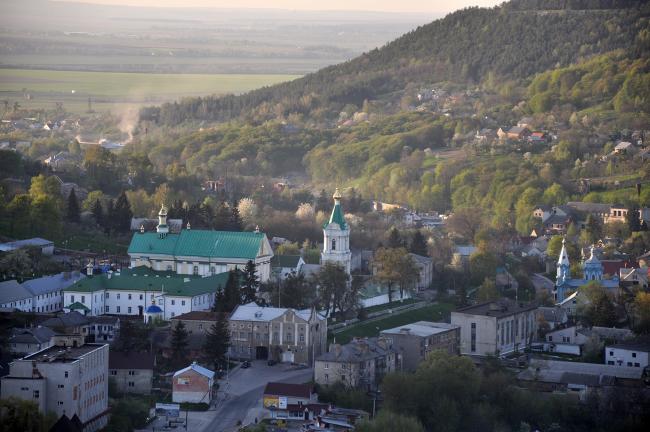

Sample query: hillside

[142,0,650,126]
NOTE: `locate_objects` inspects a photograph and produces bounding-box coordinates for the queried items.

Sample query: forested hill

[143,0,650,126]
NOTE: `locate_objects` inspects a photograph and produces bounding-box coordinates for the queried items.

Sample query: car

[267,359,277,366]
[241,361,251,369]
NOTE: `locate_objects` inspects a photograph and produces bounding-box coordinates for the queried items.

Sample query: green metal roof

[127,229,266,259]
[271,255,302,268]
[323,202,347,230]
[67,301,90,311]
[64,267,230,298]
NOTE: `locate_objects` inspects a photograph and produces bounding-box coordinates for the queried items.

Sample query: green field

[333,302,456,344]
[0,68,300,114]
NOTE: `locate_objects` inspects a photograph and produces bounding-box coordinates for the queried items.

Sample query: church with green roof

[127,204,274,282]
[321,189,351,275]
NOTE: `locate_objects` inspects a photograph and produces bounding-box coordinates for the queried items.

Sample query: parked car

[267,359,277,366]
[241,361,251,369]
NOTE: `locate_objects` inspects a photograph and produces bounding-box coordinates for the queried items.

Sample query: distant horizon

[54,0,503,14]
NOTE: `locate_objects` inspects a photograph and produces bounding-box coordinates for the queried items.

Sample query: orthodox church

[321,189,351,275]
[554,238,619,302]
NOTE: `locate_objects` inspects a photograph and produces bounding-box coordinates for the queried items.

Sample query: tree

[238,197,258,225]
[374,247,418,302]
[469,250,498,286]
[295,203,315,220]
[0,397,57,432]
[203,312,231,371]
[627,207,641,232]
[477,277,499,302]
[633,291,650,334]
[577,282,618,327]
[387,227,404,248]
[66,188,81,223]
[222,270,242,312]
[271,271,316,309]
[170,321,189,368]
[91,198,104,226]
[229,204,243,231]
[409,230,428,256]
[241,260,259,304]
[113,191,133,233]
[115,320,149,352]
[315,262,351,317]
[356,411,424,432]
[446,207,482,241]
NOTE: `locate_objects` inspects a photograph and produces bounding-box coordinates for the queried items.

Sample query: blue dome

[145,304,163,314]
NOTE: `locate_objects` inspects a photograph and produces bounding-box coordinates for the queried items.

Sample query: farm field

[0,68,300,114]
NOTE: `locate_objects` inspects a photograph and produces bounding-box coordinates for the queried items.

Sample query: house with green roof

[63,266,231,321]
[271,255,305,280]
[127,205,274,282]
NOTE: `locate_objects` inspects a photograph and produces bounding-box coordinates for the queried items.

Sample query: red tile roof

[264,382,313,399]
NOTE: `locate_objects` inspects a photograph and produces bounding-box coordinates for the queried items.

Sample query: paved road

[203,362,313,432]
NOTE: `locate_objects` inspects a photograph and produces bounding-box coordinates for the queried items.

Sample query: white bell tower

[157,204,169,236]
[321,189,351,275]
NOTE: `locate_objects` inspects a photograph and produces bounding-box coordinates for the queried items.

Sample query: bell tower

[157,204,169,236]
[321,189,351,275]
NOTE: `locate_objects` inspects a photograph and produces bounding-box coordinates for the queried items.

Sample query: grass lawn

[55,229,130,254]
[362,298,419,315]
[0,68,300,114]
[333,302,455,344]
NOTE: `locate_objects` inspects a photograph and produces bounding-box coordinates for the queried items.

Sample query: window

[181,300,186,306]
[609,351,614,356]
[81,296,85,303]
[117,293,120,300]
[71,295,75,303]
[167,265,173,271]
[470,323,476,352]
[548,336,553,342]
[193,266,199,275]
[128,307,132,314]
[33,390,39,399]
[139,294,143,300]
[110,370,117,376]
[332,239,336,250]
[632,352,637,358]
[128,370,136,376]
[171,300,175,305]
[116,306,121,313]
[128,381,135,387]
[105,306,109,313]
[105,292,109,299]
[58,384,64,388]
[324,363,329,369]
[627,362,633,367]
[300,334,305,342]
[64,371,68,378]
[210,267,216,275]
[635,363,640,367]
[58,401,64,406]
[128,294,132,300]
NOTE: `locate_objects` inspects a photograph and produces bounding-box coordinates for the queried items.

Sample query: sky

[61,0,504,14]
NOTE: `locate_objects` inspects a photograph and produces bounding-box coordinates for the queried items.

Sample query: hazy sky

[63,0,503,14]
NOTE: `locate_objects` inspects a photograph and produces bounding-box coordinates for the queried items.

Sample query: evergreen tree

[222,270,241,312]
[241,260,259,304]
[113,191,133,233]
[387,227,403,248]
[213,201,232,230]
[170,320,189,368]
[66,188,81,223]
[212,287,226,313]
[229,204,243,231]
[202,312,231,371]
[627,207,641,232]
[91,198,103,226]
[316,189,329,212]
[409,230,428,256]
[103,199,114,234]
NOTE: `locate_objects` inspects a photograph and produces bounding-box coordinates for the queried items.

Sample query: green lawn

[362,298,419,315]
[0,68,300,114]
[333,302,456,344]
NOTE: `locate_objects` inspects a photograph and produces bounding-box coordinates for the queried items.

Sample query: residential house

[607,204,629,224]
[380,322,459,371]
[63,266,229,320]
[128,205,273,281]
[43,152,78,172]
[314,337,398,390]
[0,280,33,312]
[87,316,120,343]
[451,298,537,357]
[0,340,109,431]
[475,128,496,142]
[409,253,433,290]
[172,362,215,404]
[109,351,155,395]
[517,359,644,401]
[263,382,321,420]
[506,126,530,140]
[8,326,56,356]
[537,306,569,331]
[451,245,477,270]
[271,255,305,280]
[170,310,219,335]
[528,131,549,143]
[606,339,650,368]
[229,302,327,364]
[614,141,633,154]
[40,311,91,337]
[620,267,648,289]
[0,237,54,255]
[566,202,612,226]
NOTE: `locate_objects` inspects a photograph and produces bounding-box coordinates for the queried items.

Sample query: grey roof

[230,302,323,323]
[454,245,476,256]
[10,326,55,345]
[454,298,537,318]
[0,280,33,304]
[40,311,90,330]
[317,337,396,363]
[0,237,53,251]
[577,326,633,342]
[381,321,458,338]
[566,202,611,214]
[22,272,86,296]
[174,362,214,379]
[537,307,568,324]
[300,264,322,277]
[543,214,571,226]
[409,253,432,265]
[607,338,650,353]
[518,359,643,383]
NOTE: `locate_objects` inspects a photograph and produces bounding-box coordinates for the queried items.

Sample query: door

[255,346,268,360]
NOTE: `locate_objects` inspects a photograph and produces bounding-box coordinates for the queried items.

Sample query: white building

[321,189,351,275]
[8,326,56,356]
[23,271,86,313]
[451,299,537,357]
[63,266,230,320]
[127,205,274,281]
[0,237,54,255]
[1,339,109,431]
[0,280,33,311]
[606,340,650,368]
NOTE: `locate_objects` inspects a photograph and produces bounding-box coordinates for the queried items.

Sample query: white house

[172,362,215,404]
[63,266,230,320]
[606,340,650,369]
[23,271,85,313]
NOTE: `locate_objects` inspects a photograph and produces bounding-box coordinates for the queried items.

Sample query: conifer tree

[222,270,241,312]
[409,230,428,256]
[229,203,243,231]
[113,191,133,233]
[202,312,231,371]
[241,260,259,304]
[170,320,189,368]
[387,227,403,249]
[91,198,103,226]
[66,188,81,223]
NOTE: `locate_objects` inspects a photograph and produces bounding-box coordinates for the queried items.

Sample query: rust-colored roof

[264,382,313,399]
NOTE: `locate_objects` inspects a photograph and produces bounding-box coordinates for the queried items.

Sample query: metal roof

[128,229,267,259]
[271,255,303,268]
[323,201,347,230]
[22,272,86,296]
[381,321,458,338]
[0,280,33,304]
[173,361,214,379]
